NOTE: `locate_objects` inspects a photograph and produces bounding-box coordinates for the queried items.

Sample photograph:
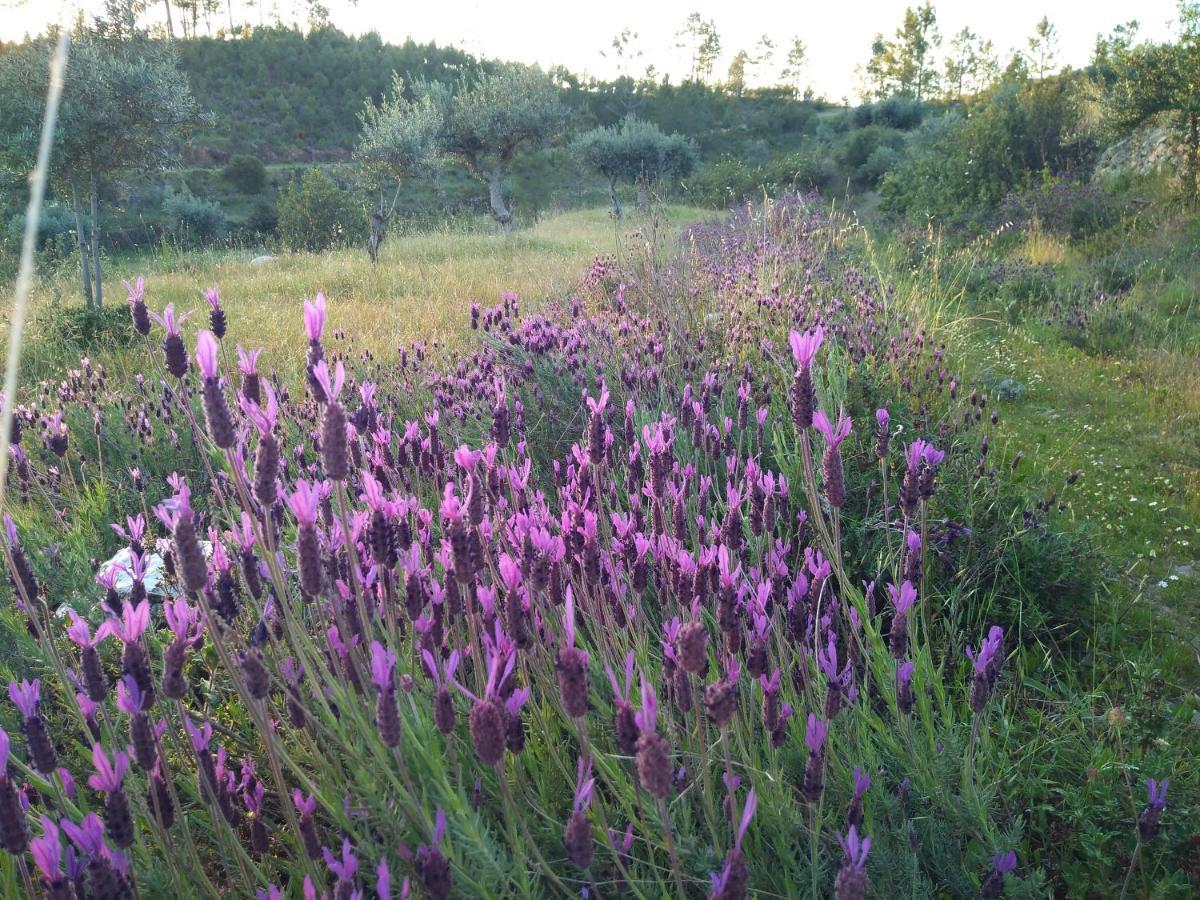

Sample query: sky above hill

[2,0,1182,100]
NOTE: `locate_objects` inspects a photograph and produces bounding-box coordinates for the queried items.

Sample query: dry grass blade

[0,28,70,515]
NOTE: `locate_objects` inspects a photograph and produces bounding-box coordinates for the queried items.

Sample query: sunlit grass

[17,205,712,371]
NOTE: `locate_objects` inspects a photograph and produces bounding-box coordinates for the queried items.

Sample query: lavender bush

[0,196,1179,897]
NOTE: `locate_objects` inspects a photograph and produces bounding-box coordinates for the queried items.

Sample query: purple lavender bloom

[1138,778,1169,842]
[812,408,852,449]
[60,813,105,856]
[88,743,129,793]
[30,814,64,882]
[195,330,220,380]
[304,293,327,342]
[323,836,359,883]
[8,678,39,719]
[788,326,824,368]
[370,641,397,692]
[805,713,827,754]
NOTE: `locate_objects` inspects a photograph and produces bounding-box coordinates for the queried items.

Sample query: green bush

[276,167,362,252]
[223,154,268,193]
[835,125,905,187]
[5,203,78,250]
[161,188,227,247]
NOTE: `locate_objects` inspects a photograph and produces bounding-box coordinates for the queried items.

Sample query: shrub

[222,154,269,194]
[5,203,78,251]
[276,167,362,251]
[161,188,227,247]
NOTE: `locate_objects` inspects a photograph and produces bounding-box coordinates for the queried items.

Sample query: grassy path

[964,317,1200,666]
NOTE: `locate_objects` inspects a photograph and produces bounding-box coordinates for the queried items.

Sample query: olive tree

[0,32,194,308]
[355,73,442,266]
[574,115,698,217]
[421,64,569,231]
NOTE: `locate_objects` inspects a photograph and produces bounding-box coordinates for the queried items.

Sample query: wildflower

[1138,778,1168,842]
[124,276,150,336]
[802,713,827,803]
[887,581,917,658]
[411,808,451,900]
[67,611,113,703]
[788,326,823,430]
[31,815,71,897]
[287,480,325,597]
[240,649,270,700]
[556,588,590,719]
[834,825,871,900]
[847,766,871,829]
[237,345,263,403]
[874,408,889,460]
[115,676,157,772]
[155,481,207,593]
[634,676,672,799]
[817,631,853,719]
[605,651,639,755]
[0,729,28,854]
[88,744,134,849]
[563,755,595,869]
[704,656,740,728]
[293,790,322,860]
[421,648,460,735]
[813,408,852,508]
[896,660,916,715]
[204,287,226,339]
[149,304,191,379]
[322,837,358,897]
[313,359,349,479]
[3,514,38,604]
[980,851,1017,899]
[966,625,1005,715]
[61,813,122,900]
[371,641,401,748]
[10,679,56,774]
[710,787,756,899]
[196,330,235,448]
[456,631,515,766]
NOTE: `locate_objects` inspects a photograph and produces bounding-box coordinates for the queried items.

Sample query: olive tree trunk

[89,175,102,309]
[69,176,94,309]
[487,171,515,233]
[608,175,622,219]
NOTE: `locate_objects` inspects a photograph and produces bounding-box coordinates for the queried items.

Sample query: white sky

[1,0,1182,100]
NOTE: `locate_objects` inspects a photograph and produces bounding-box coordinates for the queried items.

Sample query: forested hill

[173,26,829,163]
[176,29,477,161]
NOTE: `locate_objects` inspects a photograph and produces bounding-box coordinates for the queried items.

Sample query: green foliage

[683,150,836,207]
[573,115,697,211]
[5,202,77,250]
[222,154,268,194]
[1092,5,1200,194]
[276,167,362,251]
[355,73,443,188]
[879,72,1090,227]
[835,124,905,187]
[161,187,227,247]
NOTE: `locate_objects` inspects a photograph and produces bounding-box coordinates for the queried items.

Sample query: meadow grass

[13,205,713,376]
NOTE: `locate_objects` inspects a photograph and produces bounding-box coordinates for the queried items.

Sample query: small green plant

[275,167,362,252]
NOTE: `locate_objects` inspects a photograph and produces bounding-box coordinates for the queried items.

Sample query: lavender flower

[966,625,1005,714]
[834,826,871,900]
[813,408,852,508]
[10,679,56,774]
[788,326,823,430]
[710,788,756,899]
[887,581,916,658]
[980,850,1017,899]
[802,713,827,803]
[1138,778,1168,842]
[563,755,595,869]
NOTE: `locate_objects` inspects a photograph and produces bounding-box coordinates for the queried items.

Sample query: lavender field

[0,192,1190,899]
[3,4,1200,899]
